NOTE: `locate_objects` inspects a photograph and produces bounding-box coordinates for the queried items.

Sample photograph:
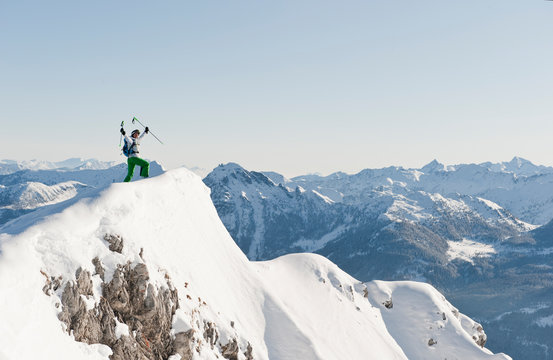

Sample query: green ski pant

[124,157,150,182]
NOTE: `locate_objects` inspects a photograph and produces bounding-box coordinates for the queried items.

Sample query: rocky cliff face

[42,234,252,360]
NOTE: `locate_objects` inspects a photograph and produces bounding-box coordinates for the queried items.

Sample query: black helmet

[131,129,140,136]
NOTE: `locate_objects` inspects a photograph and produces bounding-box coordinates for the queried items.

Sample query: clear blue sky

[1,0,552,177]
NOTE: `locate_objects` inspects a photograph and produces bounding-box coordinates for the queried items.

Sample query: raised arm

[138,127,149,140]
[120,128,132,143]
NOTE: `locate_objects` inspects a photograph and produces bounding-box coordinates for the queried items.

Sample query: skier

[120,126,150,182]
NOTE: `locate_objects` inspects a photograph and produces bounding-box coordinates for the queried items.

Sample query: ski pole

[132,117,164,144]
[119,121,124,147]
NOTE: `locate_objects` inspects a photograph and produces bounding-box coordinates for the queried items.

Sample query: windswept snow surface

[0,169,510,359]
[365,281,510,360]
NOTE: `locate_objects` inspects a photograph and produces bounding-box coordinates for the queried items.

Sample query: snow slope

[0,168,510,359]
[366,280,506,360]
[0,162,164,228]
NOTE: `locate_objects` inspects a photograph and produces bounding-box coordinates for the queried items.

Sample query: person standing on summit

[120,126,150,182]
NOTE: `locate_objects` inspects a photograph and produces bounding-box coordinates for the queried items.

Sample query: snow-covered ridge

[281,157,553,225]
[0,161,164,229]
[0,168,510,359]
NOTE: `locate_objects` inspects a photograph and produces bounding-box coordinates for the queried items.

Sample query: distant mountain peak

[205,162,276,189]
[477,157,553,177]
[507,156,532,168]
[215,162,245,171]
[208,163,248,178]
[421,159,446,173]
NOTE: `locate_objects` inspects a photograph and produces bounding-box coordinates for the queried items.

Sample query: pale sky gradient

[1,1,553,177]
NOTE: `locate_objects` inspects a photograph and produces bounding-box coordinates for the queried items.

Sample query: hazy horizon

[1,154,549,179]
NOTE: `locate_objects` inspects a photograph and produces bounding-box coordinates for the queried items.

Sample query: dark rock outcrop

[104,234,124,253]
[221,338,239,360]
[42,234,253,360]
[244,342,254,360]
[473,325,487,348]
[56,261,191,360]
[382,298,393,309]
[41,270,62,296]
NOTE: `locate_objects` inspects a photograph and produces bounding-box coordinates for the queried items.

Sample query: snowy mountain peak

[504,156,540,173]
[421,159,446,173]
[206,162,275,188]
[209,162,249,179]
[509,156,528,165]
[478,156,553,176]
[216,162,245,171]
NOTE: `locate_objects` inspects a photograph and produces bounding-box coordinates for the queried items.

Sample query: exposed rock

[52,243,253,360]
[104,234,124,253]
[103,262,180,359]
[111,335,150,360]
[452,308,460,319]
[57,260,183,360]
[58,268,103,343]
[92,257,105,281]
[104,264,130,314]
[173,330,195,359]
[473,325,487,348]
[428,338,437,346]
[96,298,118,345]
[203,321,219,348]
[383,298,393,309]
[244,342,254,360]
[40,270,62,296]
[220,338,239,360]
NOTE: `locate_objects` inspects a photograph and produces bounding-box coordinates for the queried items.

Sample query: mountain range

[204,157,553,360]
[0,158,120,175]
[2,157,551,359]
[0,167,509,359]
